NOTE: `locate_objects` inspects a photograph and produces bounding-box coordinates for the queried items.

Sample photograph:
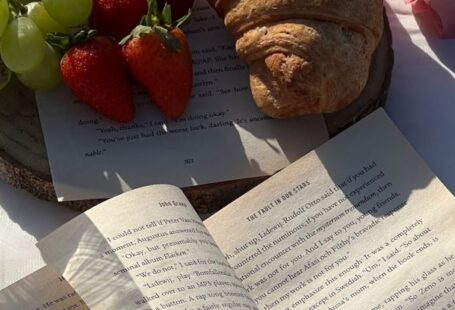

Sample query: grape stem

[8,0,26,15]
[0,60,11,90]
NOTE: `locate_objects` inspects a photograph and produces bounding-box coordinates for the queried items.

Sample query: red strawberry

[60,36,135,122]
[89,0,148,41]
[121,3,192,119]
[157,0,194,19]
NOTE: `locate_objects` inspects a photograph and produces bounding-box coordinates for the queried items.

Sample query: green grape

[17,43,61,91]
[26,1,68,34]
[0,17,46,73]
[0,0,9,37]
[43,0,92,27]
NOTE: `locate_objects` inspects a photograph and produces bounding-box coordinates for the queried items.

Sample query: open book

[3,109,455,309]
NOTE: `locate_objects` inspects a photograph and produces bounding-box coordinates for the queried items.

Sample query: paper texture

[37,185,257,309]
[205,109,455,309]
[36,0,328,202]
[35,109,455,309]
[0,266,88,310]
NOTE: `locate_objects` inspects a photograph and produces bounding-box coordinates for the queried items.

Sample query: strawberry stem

[161,3,172,26]
[175,10,191,28]
[120,0,191,52]
[145,0,160,27]
[142,0,189,29]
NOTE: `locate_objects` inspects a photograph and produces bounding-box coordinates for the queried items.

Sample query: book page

[205,109,455,310]
[36,0,328,202]
[0,265,88,310]
[37,185,257,310]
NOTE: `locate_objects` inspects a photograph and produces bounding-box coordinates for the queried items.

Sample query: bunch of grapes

[0,0,92,90]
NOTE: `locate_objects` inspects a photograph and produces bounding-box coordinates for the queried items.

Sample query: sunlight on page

[205,109,455,309]
[38,185,258,309]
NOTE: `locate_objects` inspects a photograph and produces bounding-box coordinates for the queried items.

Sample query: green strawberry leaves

[175,10,191,28]
[156,1,191,29]
[119,24,180,52]
[161,3,172,26]
[120,0,191,52]
[47,28,97,53]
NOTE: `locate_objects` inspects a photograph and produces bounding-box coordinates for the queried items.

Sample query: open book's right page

[205,108,455,310]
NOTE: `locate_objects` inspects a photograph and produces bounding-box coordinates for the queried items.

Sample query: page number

[184,158,195,165]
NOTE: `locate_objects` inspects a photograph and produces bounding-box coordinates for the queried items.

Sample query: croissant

[209,0,384,118]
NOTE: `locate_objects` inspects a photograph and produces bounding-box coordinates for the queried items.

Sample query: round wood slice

[0,14,393,215]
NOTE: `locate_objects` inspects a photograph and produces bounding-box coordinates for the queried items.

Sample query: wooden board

[0,15,393,215]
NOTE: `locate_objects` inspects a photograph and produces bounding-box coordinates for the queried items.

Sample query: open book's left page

[37,185,257,310]
[0,265,88,310]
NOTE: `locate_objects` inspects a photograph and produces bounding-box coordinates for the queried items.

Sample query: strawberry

[60,36,135,122]
[121,1,192,119]
[157,0,194,19]
[89,0,148,41]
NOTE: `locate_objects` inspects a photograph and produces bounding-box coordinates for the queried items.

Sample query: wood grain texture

[0,15,393,214]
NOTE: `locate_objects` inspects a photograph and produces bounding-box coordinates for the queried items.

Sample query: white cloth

[1,0,454,290]
[0,181,78,289]
[384,1,455,193]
